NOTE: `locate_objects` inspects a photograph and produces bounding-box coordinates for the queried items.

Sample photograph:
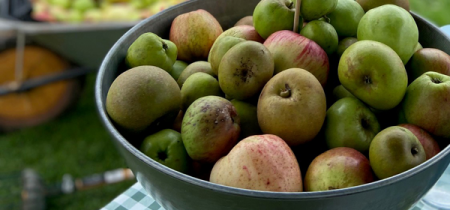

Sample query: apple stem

[293,0,302,33]
[280,84,292,98]
[323,15,331,24]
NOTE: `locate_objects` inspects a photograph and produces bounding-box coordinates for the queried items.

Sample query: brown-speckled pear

[106,66,181,133]
[257,68,327,146]
[170,9,223,62]
[210,134,303,192]
[181,96,240,163]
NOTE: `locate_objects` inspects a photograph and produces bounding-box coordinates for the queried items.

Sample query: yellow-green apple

[304,147,374,191]
[324,97,381,153]
[301,0,338,21]
[140,129,190,173]
[218,41,274,101]
[258,68,327,146]
[327,0,365,37]
[264,30,329,86]
[230,100,262,139]
[401,72,450,138]
[180,72,223,111]
[356,0,409,12]
[357,4,418,64]
[338,40,408,110]
[177,61,215,87]
[126,32,177,72]
[399,124,441,160]
[336,37,358,58]
[369,126,426,179]
[253,0,299,39]
[181,96,240,163]
[217,25,264,43]
[170,9,223,62]
[210,134,303,192]
[235,16,253,26]
[106,66,181,133]
[170,60,188,81]
[406,48,450,83]
[300,20,339,55]
[208,36,246,75]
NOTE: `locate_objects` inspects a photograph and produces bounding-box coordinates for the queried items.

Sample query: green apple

[324,97,381,153]
[301,0,338,21]
[401,72,450,138]
[258,68,327,146]
[140,129,190,173]
[332,85,354,102]
[300,20,339,55]
[357,4,418,64]
[177,61,215,88]
[170,60,188,81]
[253,0,299,39]
[218,41,274,101]
[181,96,240,163]
[336,37,358,58]
[338,40,408,110]
[304,147,374,191]
[406,48,450,83]
[230,100,262,139]
[180,72,223,110]
[126,33,178,72]
[369,126,426,179]
[327,0,365,37]
[399,124,441,160]
[208,36,246,75]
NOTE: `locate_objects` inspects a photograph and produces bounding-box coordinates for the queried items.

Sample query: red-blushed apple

[235,16,253,26]
[401,72,450,138]
[217,25,265,43]
[170,9,223,62]
[210,134,303,192]
[406,48,450,83]
[304,147,374,191]
[399,124,441,160]
[264,30,329,86]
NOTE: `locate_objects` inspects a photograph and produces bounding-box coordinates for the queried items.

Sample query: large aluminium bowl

[95,0,450,209]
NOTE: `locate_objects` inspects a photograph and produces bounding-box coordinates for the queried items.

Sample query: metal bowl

[95,0,450,209]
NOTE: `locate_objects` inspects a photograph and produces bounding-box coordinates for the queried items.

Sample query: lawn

[0,0,449,209]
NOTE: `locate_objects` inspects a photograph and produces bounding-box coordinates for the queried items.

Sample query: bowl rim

[95,0,450,200]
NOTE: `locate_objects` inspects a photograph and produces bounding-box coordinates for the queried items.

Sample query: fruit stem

[322,15,331,24]
[280,83,292,98]
[162,41,168,51]
[293,0,302,33]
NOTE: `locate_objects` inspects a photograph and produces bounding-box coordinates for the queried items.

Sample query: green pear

[324,97,381,153]
[357,4,418,64]
[177,61,215,87]
[208,36,246,75]
[304,147,374,191]
[300,20,339,55]
[106,66,181,133]
[301,0,338,21]
[126,33,178,72]
[258,68,327,146]
[327,0,365,37]
[369,126,426,179]
[401,72,450,138]
[218,41,274,101]
[230,100,262,139]
[181,96,240,163]
[180,72,223,110]
[170,60,188,81]
[338,40,408,110]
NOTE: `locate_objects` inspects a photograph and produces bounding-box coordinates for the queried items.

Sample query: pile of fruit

[105,0,450,192]
[31,0,186,23]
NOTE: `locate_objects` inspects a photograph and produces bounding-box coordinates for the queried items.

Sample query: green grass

[410,0,450,26]
[0,73,134,210]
